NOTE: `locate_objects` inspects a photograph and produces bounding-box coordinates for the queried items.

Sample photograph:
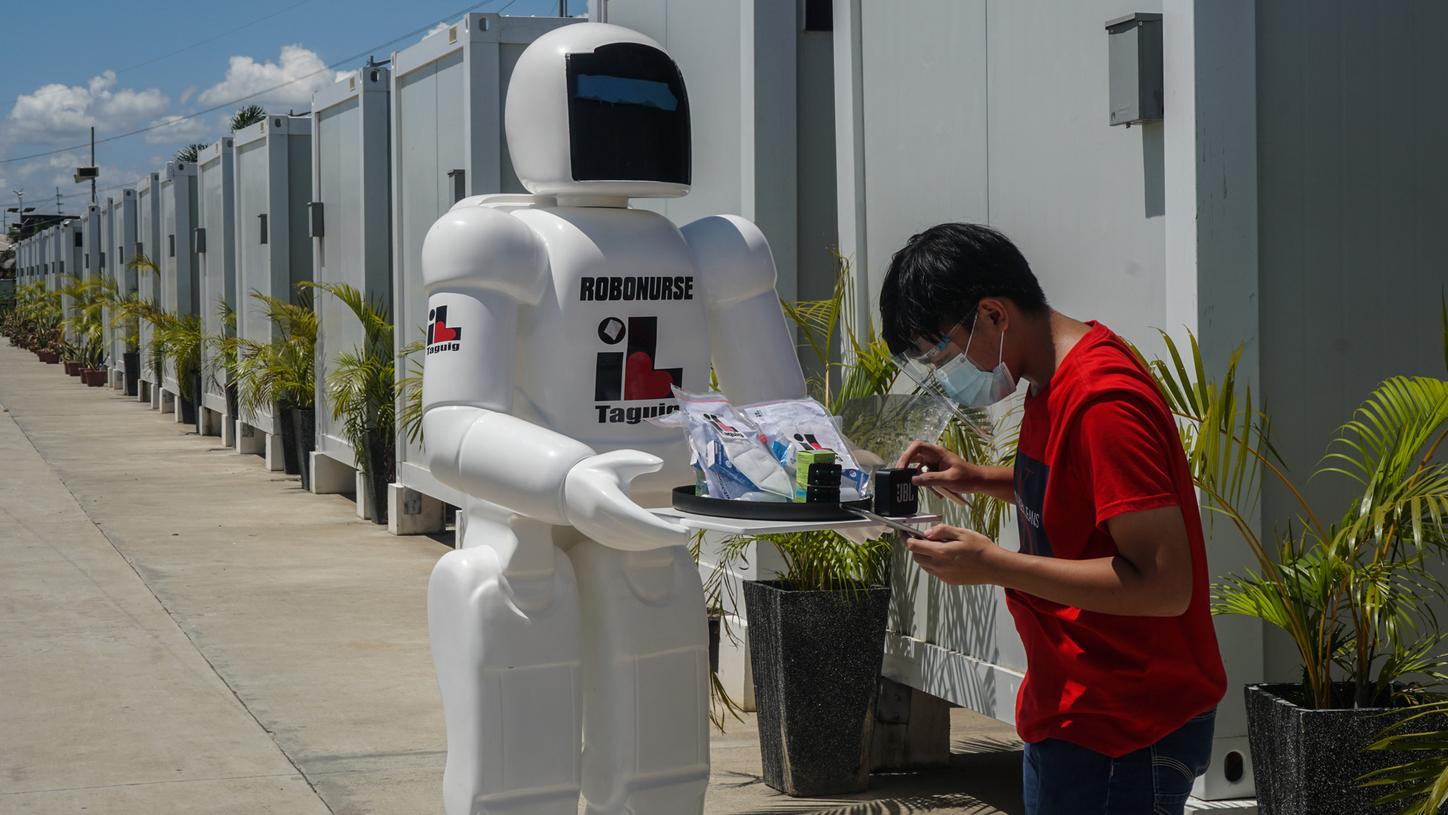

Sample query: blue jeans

[1022,709,1215,815]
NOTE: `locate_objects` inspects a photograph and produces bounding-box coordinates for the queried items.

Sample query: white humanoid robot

[421,22,808,815]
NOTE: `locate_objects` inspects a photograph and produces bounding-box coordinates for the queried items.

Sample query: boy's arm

[905,505,1193,616]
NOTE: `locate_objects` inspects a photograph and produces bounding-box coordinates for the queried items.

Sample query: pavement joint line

[0,771,311,797]
[2,382,339,815]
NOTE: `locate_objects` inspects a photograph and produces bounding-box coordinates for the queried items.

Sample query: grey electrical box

[1106,12,1163,126]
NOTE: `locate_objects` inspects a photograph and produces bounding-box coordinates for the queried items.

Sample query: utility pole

[55,187,62,214]
[89,127,96,205]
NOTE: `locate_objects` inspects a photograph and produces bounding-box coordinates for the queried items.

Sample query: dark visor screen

[566,43,690,185]
[574,75,678,111]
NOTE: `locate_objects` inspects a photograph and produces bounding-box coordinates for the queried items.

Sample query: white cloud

[144,114,212,146]
[4,71,169,145]
[197,44,333,111]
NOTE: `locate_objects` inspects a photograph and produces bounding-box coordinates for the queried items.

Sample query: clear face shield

[891,321,994,440]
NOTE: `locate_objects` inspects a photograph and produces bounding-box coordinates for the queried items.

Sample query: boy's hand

[905,524,998,586]
[895,441,984,495]
[894,440,1016,502]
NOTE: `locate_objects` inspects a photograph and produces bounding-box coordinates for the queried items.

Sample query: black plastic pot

[744,580,891,797]
[291,407,316,490]
[1245,683,1446,814]
[708,614,722,674]
[123,352,139,396]
[363,431,391,525]
[277,406,301,475]
[179,376,198,427]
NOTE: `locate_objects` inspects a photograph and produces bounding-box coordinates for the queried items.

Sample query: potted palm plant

[103,279,144,397]
[60,275,116,386]
[234,287,317,487]
[206,301,241,428]
[705,258,1001,797]
[304,282,395,524]
[157,313,204,426]
[121,254,169,394]
[1142,327,1448,815]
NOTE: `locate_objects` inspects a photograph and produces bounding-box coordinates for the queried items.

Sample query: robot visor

[566,42,691,185]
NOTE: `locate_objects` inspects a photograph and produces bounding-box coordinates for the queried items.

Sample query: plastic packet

[740,397,869,501]
[670,388,793,501]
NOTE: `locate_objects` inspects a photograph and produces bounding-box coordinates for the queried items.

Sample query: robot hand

[564,450,690,551]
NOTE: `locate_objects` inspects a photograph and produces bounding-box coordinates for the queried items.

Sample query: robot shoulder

[681,214,778,308]
[421,203,548,303]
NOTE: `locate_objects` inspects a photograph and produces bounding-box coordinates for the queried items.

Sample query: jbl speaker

[872,467,920,516]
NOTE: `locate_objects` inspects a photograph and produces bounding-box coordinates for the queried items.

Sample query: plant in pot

[1143,332,1448,815]
[57,275,82,376]
[206,301,241,427]
[156,313,204,426]
[61,274,116,386]
[120,254,170,394]
[110,288,144,397]
[302,282,394,523]
[234,287,317,486]
[702,258,1004,797]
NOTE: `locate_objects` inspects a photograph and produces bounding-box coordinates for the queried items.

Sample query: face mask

[934,323,1015,408]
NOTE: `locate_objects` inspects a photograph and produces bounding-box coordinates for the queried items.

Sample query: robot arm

[683,215,808,405]
[421,204,686,548]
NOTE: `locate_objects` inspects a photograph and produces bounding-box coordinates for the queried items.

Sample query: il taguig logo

[593,315,682,424]
[426,305,461,354]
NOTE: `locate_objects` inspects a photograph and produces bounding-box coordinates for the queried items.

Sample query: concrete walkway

[0,341,1024,814]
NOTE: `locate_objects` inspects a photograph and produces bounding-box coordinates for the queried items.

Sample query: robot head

[505,22,690,199]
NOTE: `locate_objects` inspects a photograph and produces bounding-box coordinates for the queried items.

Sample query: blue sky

[0,0,583,217]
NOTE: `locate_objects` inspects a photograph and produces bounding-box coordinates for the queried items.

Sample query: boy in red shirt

[879,224,1226,814]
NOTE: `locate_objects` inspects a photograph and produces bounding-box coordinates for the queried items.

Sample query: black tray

[671,485,872,522]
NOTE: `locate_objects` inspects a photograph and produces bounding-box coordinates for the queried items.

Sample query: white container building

[233,114,313,467]
[96,201,113,377]
[387,11,577,535]
[308,63,393,512]
[134,172,161,406]
[158,160,200,420]
[106,190,138,392]
[196,137,237,442]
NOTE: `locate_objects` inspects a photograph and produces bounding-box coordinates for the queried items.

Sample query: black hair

[878,223,1048,355]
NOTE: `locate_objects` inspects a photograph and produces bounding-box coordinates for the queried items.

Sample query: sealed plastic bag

[741,397,869,501]
[671,388,793,501]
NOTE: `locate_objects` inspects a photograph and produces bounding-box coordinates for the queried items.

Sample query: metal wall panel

[233,114,313,435]
[159,160,200,398]
[389,12,575,510]
[97,201,113,368]
[197,138,236,417]
[109,190,138,383]
[135,173,161,388]
[312,65,392,468]
[1255,0,1448,679]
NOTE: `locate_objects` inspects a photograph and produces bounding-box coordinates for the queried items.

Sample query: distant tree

[174,143,208,163]
[230,105,267,131]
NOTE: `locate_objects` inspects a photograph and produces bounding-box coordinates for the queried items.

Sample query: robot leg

[429,507,583,815]
[569,539,710,815]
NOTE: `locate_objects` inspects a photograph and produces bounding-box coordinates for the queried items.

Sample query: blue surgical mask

[934,324,1016,408]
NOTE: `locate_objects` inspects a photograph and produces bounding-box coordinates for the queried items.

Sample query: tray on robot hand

[653,486,941,536]
[669,484,870,522]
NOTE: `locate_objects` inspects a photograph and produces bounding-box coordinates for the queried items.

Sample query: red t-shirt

[1008,321,1226,757]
